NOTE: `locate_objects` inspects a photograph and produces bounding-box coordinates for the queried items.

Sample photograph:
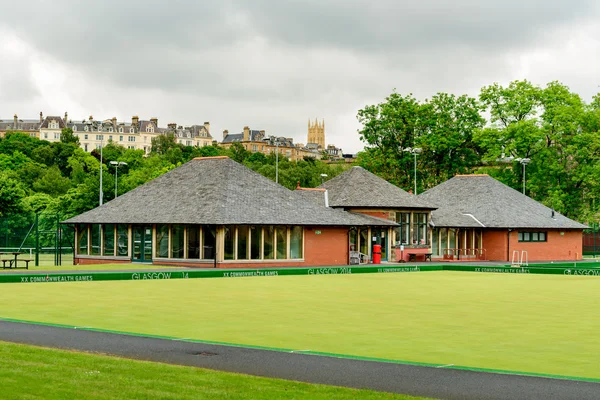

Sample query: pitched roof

[63,157,397,227]
[318,166,436,210]
[418,174,588,229]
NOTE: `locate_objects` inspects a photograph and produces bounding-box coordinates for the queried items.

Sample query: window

[128,136,136,142]
[73,126,77,131]
[103,224,115,256]
[224,227,235,260]
[44,133,48,139]
[84,134,88,140]
[146,126,154,133]
[117,225,128,256]
[128,145,136,149]
[276,227,288,259]
[413,213,428,245]
[156,225,169,258]
[54,133,60,139]
[290,226,303,259]
[120,136,123,142]
[130,128,134,133]
[90,224,101,255]
[202,226,216,259]
[359,229,369,255]
[119,127,123,133]
[171,225,184,258]
[395,213,411,245]
[84,126,89,132]
[250,226,262,259]
[109,135,113,141]
[518,231,547,242]
[263,226,275,259]
[84,144,88,152]
[108,127,113,133]
[77,225,88,255]
[187,225,200,259]
[237,226,249,260]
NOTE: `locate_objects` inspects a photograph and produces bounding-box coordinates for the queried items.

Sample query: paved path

[0,320,598,400]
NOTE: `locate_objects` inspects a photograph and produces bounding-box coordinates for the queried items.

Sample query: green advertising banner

[2,263,600,285]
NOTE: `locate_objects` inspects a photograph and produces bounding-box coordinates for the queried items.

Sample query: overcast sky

[1,0,599,153]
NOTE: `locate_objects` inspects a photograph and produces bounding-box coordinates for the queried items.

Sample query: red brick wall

[483,230,508,261]
[483,229,583,261]
[75,258,131,265]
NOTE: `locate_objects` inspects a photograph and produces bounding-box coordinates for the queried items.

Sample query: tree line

[356,80,600,223]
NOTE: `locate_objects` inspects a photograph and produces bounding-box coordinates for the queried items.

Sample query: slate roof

[40,116,67,129]
[222,129,263,143]
[63,157,397,227]
[318,166,436,210]
[293,188,328,207]
[418,174,588,229]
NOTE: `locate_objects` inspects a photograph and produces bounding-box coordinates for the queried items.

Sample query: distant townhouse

[0,114,41,138]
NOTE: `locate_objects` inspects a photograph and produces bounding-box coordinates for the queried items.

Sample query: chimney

[150,117,158,127]
[259,130,265,136]
[243,126,250,142]
[13,114,17,128]
[132,115,139,126]
[40,111,43,123]
[64,111,68,123]
[223,129,229,140]
[111,117,117,128]
[168,123,177,129]
[203,121,210,134]
[89,115,93,121]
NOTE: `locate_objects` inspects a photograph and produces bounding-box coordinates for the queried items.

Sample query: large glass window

[90,224,101,255]
[187,225,200,259]
[441,228,448,256]
[224,227,234,260]
[264,226,275,259]
[237,226,249,260]
[360,229,369,255]
[250,226,261,260]
[156,224,169,258]
[276,227,288,259]
[448,228,456,249]
[413,213,428,245]
[77,224,88,255]
[290,226,303,259]
[103,224,115,256]
[202,226,216,259]
[117,225,128,256]
[349,228,357,252]
[395,213,411,245]
[171,225,184,258]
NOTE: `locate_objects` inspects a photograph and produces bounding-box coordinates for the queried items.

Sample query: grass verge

[0,341,422,400]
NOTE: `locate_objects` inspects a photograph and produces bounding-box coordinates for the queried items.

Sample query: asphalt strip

[0,320,598,400]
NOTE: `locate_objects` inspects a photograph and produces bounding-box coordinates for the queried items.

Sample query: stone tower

[307,118,325,149]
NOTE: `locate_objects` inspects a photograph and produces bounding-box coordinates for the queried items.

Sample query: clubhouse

[64,157,587,266]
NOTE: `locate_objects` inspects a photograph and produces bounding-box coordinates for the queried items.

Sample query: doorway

[132,225,153,263]
[371,228,388,261]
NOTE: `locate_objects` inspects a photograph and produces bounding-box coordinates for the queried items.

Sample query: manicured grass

[0,263,181,272]
[1,271,599,379]
[0,341,420,400]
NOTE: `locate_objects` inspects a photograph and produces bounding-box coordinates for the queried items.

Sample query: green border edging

[1,316,599,384]
[0,265,442,284]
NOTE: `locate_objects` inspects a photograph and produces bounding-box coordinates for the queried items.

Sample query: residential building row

[0,114,344,160]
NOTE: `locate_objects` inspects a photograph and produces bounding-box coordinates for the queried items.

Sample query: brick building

[64,157,396,267]
[418,174,587,262]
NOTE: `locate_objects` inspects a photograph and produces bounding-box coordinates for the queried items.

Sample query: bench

[20,259,33,269]
[1,258,13,269]
[407,253,433,262]
[1,258,33,269]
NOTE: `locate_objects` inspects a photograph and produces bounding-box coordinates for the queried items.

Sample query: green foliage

[60,128,80,145]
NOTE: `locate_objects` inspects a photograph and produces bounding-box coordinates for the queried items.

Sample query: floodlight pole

[110,161,127,198]
[276,140,279,184]
[99,135,103,206]
[517,158,531,195]
[404,147,422,195]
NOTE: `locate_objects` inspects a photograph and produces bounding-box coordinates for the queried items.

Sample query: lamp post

[516,158,531,195]
[320,173,328,184]
[99,135,103,206]
[110,161,127,198]
[404,147,422,195]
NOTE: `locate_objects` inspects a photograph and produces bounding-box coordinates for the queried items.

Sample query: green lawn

[0,341,420,400]
[1,271,599,380]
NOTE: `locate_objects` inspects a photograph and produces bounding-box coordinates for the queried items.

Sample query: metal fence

[583,224,600,257]
[0,213,74,266]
